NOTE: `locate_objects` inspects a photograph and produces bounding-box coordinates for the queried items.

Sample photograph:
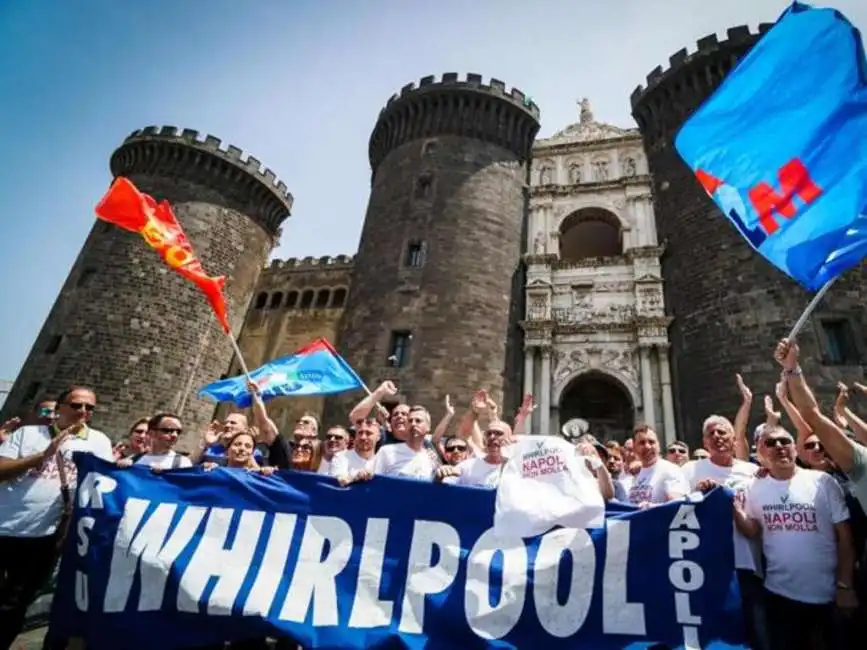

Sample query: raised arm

[733,374,753,460]
[432,395,455,458]
[776,339,859,473]
[348,381,397,424]
[246,381,280,445]
[512,393,535,437]
[839,383,867,446]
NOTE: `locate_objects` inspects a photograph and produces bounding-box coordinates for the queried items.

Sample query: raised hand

[763,395,781,426]
[444,395,455,417]
[203,420,220,446]
[376,381,398,397]
[736,374,752,403]
[774,338,799,371]
[518,393,536,416]
[470,390,488,414]
[775,380,787,403]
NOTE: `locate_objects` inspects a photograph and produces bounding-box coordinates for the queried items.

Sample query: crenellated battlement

[268,254,355,271]
[630,23,773,150]
[369,73,541,176]
[110,126,294,238]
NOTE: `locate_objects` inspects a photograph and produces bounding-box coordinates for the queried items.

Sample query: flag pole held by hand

[787,276,838,340]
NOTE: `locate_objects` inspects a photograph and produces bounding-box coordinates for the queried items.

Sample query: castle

[5,24,866,448]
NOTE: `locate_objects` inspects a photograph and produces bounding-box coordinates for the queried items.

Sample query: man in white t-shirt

[734,426,856,650]
[0,386,113,648]
[317,425,349,476]
[369,406,439,481]
[684,414,767,650]
[117,412,192,471]
[437,419,510,488]
[332,417,380,485]
[626,425,689,508]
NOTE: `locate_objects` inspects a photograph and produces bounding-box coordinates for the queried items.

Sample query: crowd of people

[0,337,866,650]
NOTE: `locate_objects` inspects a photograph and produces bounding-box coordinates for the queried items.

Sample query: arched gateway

[558,370,635,443]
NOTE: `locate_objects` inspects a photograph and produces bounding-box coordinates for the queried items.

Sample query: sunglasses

[67,402,95,412]
[325,433,346,441]
[445,445,468,453]
[667,447,687,454]
[763,437,793,448]
[156,427,182,435]
[291,441,314,451]
[804,440,824,452]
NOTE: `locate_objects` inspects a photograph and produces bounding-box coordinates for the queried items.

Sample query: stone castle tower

[323,74,541,423]
[1,126,293,440]
[632,26,867,441]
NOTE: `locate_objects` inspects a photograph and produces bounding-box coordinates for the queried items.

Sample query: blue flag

[675,2,867,291]
[199,338,363,407]
[50,454,748,650]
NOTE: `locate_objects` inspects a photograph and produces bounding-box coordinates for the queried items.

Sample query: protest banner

[50,455,747,649]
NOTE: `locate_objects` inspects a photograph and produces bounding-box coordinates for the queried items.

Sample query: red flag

[95,177,230,332]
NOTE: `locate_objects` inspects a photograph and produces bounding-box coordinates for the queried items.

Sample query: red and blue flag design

[199,338,363,407]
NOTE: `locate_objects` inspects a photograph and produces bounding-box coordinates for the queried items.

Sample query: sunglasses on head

[763,437,793,448]
[67,402,94,412]
[804,440,824,452]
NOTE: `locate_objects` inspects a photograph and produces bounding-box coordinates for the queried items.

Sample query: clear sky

[0,0,864,381]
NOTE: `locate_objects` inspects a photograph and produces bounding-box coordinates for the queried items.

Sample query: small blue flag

[675,2,867,291]
[199,338,364,407]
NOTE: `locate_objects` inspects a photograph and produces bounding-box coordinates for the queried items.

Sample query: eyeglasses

[804,440,824,452]
[667,447,687,454]
[763,437,793,448]
[156,427,182,435]
[445,445,468,453]
[67,402,95,412]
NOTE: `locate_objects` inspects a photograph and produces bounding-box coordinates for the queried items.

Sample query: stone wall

[1,127,292,447]
[219,255,354,433]
[324,73,541,425]
[632,28,867,446]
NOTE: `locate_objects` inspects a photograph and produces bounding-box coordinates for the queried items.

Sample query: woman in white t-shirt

[626,425,689,507]
[117,413,192,471]
[733,426,855,650]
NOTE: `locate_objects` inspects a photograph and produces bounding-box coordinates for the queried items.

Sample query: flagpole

[226,330,253,381]
[787,276,838,339]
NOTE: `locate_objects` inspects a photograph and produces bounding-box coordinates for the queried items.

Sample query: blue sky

[0,0,864,381]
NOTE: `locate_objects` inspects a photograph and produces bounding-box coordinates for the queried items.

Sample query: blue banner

[675,2,867,291]
[51,455,747,650]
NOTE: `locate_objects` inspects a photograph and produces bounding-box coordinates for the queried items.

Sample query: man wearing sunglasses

[0,386,113,649]
[734,426,855,649]
[117,413,192,470]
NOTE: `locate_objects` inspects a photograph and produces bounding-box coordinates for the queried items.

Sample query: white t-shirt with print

[329,450,374,480]
[134,451,192,470]
[627,458,689,505]
[745,468,849,604]
[682,457,760,573]
[372,442,438,481]
[455,456,505,488]
[0,425,114,538]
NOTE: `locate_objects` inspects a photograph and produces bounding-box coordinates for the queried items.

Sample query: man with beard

[331,417,380,485]
[365,406,439,481]
[436,420,511,488]
[685,415,765,649]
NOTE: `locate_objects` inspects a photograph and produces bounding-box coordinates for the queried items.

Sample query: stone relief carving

[528,296,548,320]
[592,160,609,182]
[594,281,633,293]
[623,157,637,177]
[553,346,639,388]
[533,231,546,254]
[568,163,582,185]
[540,166,553,185]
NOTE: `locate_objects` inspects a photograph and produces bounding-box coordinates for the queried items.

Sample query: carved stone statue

[533,231,545,254]
[540,166,552,185]
[568,164,582,185]
[579,98,593,124]
[593,161,609,182]
[623,158,637,177]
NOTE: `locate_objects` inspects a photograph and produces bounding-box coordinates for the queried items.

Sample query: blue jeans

[737,569,771,650]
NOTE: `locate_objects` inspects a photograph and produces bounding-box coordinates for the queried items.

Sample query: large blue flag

[199,338,363,407]
[50,454,748,650]
[675,2,867,291]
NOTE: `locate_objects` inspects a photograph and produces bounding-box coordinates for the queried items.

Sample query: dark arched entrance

[559,371,634,443]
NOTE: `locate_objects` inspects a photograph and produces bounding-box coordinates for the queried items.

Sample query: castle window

[269,292,283,309]
[821,319,858,365]
[254,292,268,309]
[315,289,330,308]
[404,241,425,268]
[331,288,347,307]
[415,175,433,200]
[77,267,96,288]
[422,140,438,156]
[300,290,314,309]
[45,335,62,355]
[23,382,41,402]
[387,331,412,368]
[286,291,299,308]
